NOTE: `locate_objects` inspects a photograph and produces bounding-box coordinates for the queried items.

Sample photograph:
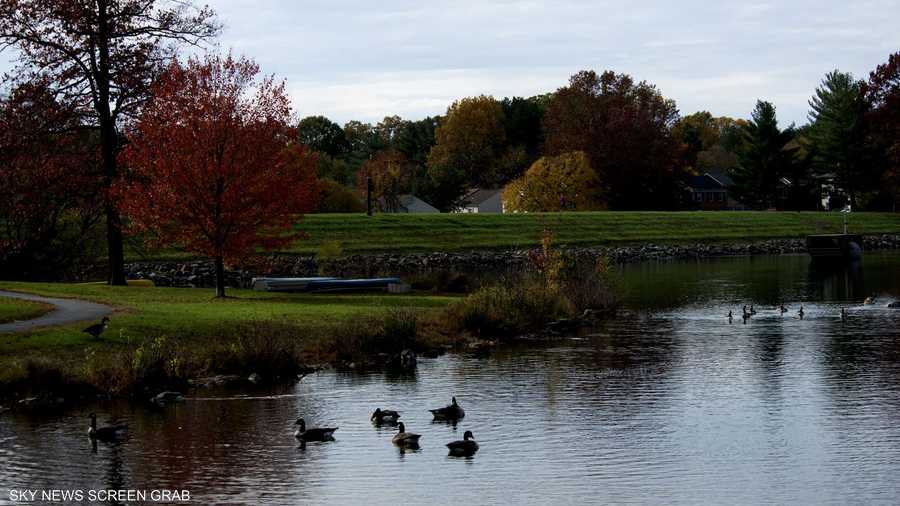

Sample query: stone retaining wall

[124,235,900,289]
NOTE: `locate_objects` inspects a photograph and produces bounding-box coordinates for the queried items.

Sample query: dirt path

[0,290,113,333]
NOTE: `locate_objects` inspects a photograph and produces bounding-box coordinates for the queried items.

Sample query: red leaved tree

[118,54,319,297]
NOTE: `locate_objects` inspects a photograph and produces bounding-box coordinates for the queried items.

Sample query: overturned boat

[252,276,403,293]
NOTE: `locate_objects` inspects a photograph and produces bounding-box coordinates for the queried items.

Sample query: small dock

[806,234,863,261]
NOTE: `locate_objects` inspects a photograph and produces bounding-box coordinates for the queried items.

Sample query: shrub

[451,277,570,337]
[327,309,419,361]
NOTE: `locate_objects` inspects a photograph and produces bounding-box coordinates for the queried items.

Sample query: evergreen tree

[732,101,798,209]
[807,70,871,207]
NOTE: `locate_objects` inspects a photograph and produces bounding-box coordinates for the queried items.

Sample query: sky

[3,0,899,126]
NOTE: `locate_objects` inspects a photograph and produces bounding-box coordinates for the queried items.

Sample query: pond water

[2,253,900,505]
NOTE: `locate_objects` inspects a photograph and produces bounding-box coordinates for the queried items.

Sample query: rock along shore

[124,234,900,289]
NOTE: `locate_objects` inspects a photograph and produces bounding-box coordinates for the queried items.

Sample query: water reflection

[2,253,900,504]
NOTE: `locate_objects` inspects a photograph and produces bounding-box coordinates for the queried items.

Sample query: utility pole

[366,175,373,216]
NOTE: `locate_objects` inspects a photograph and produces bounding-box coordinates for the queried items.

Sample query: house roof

[706,170,735,187]
[461,188,502,206]
[685,174,725,191]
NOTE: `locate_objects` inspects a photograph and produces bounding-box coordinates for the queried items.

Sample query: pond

[2,252,900,504]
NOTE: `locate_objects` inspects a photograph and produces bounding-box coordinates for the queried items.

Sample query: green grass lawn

[0,282,457,356]
[0,296,53,324]
[126,211,900,260]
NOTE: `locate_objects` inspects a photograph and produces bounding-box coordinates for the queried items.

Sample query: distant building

[456,188,504,213]
[684,171,744,210]
[380,194,440,213]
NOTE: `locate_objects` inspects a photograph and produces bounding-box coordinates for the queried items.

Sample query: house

[456,188,504,213]
[380,194,440,213]
[684,170,744,210]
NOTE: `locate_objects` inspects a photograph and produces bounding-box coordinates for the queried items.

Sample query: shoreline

[125,234,900,288]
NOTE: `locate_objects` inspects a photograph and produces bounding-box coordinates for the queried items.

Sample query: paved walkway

[0,290,113,333]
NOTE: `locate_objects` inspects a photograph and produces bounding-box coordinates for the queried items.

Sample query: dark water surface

[2,253,900,505]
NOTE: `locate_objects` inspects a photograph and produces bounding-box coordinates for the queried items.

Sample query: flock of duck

[726,296,897,323]
[294,396,477,456]
[88,396,479,457]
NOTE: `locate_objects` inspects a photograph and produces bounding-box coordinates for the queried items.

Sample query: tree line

[300,63,900,215]
[0,1,898,288]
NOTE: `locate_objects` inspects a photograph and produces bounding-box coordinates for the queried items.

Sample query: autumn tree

[731,100,798,209]
[427,95,523,209]
[502,151,603,212]
[543,70,682,209]
[863,51,900,210]
[807,70,872,206]
[0,0,220,285]
[357,150,413,212]
[118,55,319,297]
[0,82,103,279]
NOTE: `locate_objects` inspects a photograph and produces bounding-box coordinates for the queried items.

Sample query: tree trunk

[214,256,226,298]
[96,0,126,285]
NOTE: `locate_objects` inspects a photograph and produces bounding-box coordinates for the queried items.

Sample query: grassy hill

[125,211,900,260]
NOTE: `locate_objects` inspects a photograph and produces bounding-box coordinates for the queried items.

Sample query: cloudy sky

[5,0,900,126]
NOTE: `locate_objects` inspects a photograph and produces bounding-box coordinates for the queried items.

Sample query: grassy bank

[129,211,900,260]
[0,296,53,324]
[0,282,459,398]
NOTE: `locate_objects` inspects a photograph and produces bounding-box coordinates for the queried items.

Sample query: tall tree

[672,111,720,171]
[426,95,515,209]
[501,96,545,161]
[807,70,871,207]
[543,70,682,209]
[0,0,220,285]
[118,55,319,297]
[863,51,900,210]
[297,115,348,157]
[0,82,103,280]
[731,100,798,209]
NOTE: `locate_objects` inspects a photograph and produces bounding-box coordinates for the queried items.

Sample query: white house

[456,188,504,213]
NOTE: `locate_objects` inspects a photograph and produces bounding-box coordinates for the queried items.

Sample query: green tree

[502,151,604,212]
[297,116,348,157]
[732,101,798,209]
[807,70,871,207]
[501,96,545,161]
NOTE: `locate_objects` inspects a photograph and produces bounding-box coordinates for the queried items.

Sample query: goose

[798,305,805,319]
[446,430,479,456]
[429,397,465,420]
[727,310,733,323]
[371,408,401,424]
[749,305,757,316]
[779,304,788,314]
[742,306,751,319]
[294,418,338,442]
[83,317,110,338]
[392,422,421,447]
[88,413,127,442]
[841,307,847,320]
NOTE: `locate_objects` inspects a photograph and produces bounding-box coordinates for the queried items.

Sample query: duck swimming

[294,418,338,442]
[371,408,401,424]
[88,413,127,442]
[429,397,465,420]
[446,430,479,456]
[392,422,421,448]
